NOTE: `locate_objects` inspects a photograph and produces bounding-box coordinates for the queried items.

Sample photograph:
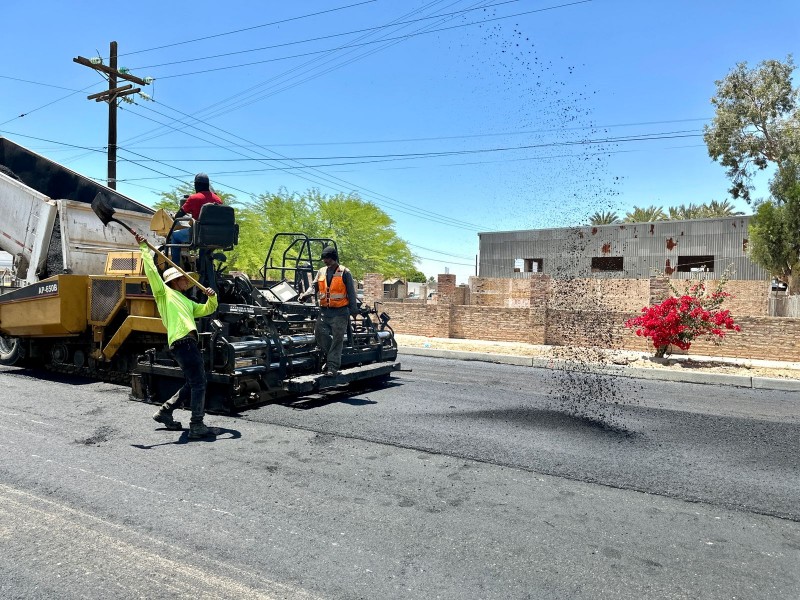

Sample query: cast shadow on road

[1,367,99,386]
[255,378,401,411]
[130,426,242,450]
[446,406,639,439]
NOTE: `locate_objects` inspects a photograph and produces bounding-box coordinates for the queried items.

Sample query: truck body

[0,137,156,285]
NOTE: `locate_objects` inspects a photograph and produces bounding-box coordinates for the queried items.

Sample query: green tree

[234,188,416,280]
[316,192,416,280]
[151,182,237,212]
[748,157,800,292]
[406,269,427,283]
[588,210,621,225]
[704,56,800,203]
[624,205,666,222]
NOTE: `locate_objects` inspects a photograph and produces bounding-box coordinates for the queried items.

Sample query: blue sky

[1,0,797,281]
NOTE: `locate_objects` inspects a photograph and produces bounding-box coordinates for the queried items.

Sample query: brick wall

[389,301,800,361]
[549,278,651,312]
[381,270,795,361]
[385,303,452,338]
[451,306,546,344]
[469,277,537,307]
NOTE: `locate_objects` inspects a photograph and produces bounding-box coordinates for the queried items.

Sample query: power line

[112,130,704,163]
[115,1,379,58]
[120,0,461,147]
[196,0,589,124]
[0,82,101,127]
[131,0,525,70]
[146,0,589,80]
[60,1,593,234]
[0,74,83,91]
[120,118,711,149]
[0,129,108,153]
[408,242,473,259]
[122,100,485,231]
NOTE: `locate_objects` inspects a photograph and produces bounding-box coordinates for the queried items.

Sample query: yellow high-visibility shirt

[139,243,217,346]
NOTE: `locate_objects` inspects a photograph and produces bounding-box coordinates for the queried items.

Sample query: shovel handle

[118,218,211,294]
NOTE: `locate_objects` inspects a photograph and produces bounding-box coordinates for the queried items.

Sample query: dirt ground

[395,334,800,380]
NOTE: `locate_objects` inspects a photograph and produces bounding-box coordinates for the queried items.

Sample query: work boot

[188,422,215,439]
[153,409,182,431]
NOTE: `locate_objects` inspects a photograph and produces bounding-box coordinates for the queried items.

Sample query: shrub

[625,280,740,358]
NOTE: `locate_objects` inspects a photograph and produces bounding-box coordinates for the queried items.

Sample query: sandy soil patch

[395,334,800,380]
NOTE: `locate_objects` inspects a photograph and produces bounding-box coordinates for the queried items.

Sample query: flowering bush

[625,280,741,358]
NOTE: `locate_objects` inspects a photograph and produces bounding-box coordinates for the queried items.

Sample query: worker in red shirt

[169,173,222,264]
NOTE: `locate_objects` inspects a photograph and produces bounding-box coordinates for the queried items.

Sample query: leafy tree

[150,182,237,212]
[407,269,427,283]
[704,56,800,203]
[588,210,621,225]
[748,157,800,292]
[623,205,666,222]
[234,188,416,280]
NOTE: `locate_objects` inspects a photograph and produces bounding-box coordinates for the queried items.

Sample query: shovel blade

[91,192,116,226]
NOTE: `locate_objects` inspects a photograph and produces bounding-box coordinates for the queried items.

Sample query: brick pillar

[363,273,384,305]
[437,274,456,304]
[649,276,671,305]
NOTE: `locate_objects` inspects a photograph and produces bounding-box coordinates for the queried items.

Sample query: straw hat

[162,267,185,284]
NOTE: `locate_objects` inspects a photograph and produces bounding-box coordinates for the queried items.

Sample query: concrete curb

[399,346,800,391]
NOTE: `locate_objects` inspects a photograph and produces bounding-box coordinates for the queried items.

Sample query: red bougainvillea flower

[624,281,740,357]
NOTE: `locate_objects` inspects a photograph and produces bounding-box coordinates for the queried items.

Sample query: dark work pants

[162,336,206,424]
[315,308,349,371]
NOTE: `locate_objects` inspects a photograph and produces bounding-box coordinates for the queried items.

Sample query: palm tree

[703,199,745,217]
[667,203,705,220]
[589,210,621,225]
[624,205,667,223]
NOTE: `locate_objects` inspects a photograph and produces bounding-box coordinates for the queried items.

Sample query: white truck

[0,137,157,287]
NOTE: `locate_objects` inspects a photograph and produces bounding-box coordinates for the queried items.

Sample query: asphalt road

[1,355,798,599]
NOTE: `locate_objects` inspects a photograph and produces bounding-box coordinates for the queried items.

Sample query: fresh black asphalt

[0,355,798,599]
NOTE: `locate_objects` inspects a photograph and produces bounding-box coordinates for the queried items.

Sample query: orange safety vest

[317,265,349,308]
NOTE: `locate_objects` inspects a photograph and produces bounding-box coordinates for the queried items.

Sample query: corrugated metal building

[478,216,768,280]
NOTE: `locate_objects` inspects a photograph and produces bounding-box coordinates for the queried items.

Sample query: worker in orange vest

[298,246,359,376]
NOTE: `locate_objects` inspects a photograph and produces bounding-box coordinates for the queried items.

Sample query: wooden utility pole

[74,42,149,189]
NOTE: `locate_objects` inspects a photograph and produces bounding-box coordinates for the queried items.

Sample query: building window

[677,255,714,272]
[590,256,624,272]
[524,258,543,273]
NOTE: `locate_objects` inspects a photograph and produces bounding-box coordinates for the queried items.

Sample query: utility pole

[74,42,150,189]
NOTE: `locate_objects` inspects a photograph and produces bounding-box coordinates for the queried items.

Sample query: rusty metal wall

[478,216,768,280]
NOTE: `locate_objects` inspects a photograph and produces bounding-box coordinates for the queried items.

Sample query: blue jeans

[169,228,191,265]
[162,335,206,424]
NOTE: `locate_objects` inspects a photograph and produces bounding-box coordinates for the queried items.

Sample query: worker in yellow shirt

[135,233,218,439]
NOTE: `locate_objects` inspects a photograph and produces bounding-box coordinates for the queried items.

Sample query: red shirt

[182,191,222,220]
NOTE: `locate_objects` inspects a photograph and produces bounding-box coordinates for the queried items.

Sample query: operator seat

[191,203,238,250]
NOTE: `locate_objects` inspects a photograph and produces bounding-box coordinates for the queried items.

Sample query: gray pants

[315,308,349,371]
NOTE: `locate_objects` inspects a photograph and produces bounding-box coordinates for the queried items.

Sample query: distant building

[383,278,407,299]
[0,251,13,286]
[478,216,768,280]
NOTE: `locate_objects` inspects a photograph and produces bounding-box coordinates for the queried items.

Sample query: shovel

[91,192,211,294]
